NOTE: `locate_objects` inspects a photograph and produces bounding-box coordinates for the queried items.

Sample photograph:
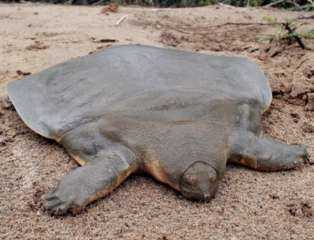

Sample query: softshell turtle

[7,45,308,215]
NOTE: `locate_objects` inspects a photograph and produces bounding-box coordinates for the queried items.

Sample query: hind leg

[229,130,309,171]
[44,126,138,215]
[228,103,308,171]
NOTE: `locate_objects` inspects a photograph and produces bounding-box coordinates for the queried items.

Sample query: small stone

[287,203,299,217]
[290,113,300,123]
[16,70,31,76]
[290,83,309,98]
[0,97,13,110]
[301,202,313,217]
[0,136,7,146]
[270,194,279,200]
[303,67,314,79]
[305,93,314,111]
[302,122,314,133]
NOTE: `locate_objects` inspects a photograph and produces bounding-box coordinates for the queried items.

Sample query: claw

[44,188,58,200]
[44,198,63,210]
[43,190,75,216]
[53,202,72,216]
[44,199,73,216]
[304,149,311,164]
[44,193,57,201]
[296,144,310,164]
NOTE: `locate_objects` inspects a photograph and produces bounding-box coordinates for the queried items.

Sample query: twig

[295,58,308,70]
[174,22,275,33]
[208,22,273,27]
[92,0,105,5]
[296,15,314,20]
[265,0,286,7]
[287,0,302,10]
[116,15,128,26]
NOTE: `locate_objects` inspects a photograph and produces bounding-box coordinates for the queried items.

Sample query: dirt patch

[0,4,313,240]
[26,40,49,51]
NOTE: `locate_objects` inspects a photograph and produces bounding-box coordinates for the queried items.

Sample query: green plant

[300,29,314,39]
[258,17,311,49]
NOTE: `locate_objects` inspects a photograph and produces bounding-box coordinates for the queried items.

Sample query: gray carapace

[7,44,309,215]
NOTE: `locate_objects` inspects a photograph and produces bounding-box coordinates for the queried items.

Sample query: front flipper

[229,130,309,171]
[44,127,138,215]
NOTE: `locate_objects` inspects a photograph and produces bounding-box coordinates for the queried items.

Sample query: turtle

[7,44,309,215]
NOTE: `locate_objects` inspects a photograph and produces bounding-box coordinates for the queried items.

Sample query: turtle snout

[180,162,219,201]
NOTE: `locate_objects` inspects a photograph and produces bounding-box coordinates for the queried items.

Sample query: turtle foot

[44,191,77,215]
[42,166,96,216]
[230,130,310,171]
[44,190,83,216]
[43,184,86,216]
[256,143,309,171]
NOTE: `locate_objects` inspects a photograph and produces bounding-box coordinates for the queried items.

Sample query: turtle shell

[7,45,272,140]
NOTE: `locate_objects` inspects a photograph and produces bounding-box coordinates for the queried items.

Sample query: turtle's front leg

[44,145,138,215]
[229,130,309,171]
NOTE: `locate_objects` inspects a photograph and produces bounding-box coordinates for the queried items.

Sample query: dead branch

[296,15,314,20]
[265,0,286,7]
[282,22,307,49]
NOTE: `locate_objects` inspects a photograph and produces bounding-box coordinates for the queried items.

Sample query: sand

[0,3,313,240]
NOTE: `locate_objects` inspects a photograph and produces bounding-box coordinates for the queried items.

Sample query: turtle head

[179,161,219,201]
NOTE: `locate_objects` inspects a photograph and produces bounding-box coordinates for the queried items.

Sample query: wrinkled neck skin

[231,100,263,136]
[228,100,263,162]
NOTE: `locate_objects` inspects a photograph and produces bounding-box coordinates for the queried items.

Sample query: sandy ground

[0,3,314,240]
